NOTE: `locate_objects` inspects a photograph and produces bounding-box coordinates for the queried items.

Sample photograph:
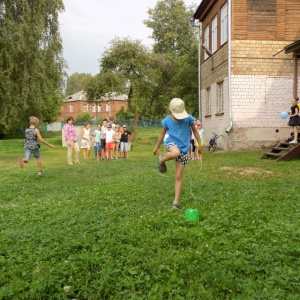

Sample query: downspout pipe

[198,22,202,121]
[226,0,233,133]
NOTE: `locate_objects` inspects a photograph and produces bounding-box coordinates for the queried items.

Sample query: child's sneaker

[289,140,298,144]
[38,171,44,177]
[19,157,24,169]
[157,155,167,173]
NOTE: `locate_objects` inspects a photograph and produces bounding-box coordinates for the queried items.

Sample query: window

[83,104,88,112]
[221,3,228,45]
[205,88,211,115]
[106,103,110,112]
[98,104,102,112]
[92,105,96,113]
[212,16,218,53]
[217,82,224,113]
[204,25,210,60]
[69,104,73,113]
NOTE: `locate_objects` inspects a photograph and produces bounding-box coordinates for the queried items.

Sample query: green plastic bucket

[185,208,199,222]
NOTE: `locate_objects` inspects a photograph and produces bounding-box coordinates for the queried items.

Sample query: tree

[0,0,66,136]
[144,0,199,115]
[65,72,92,96]
[86,37,164,138]
[144,0,197,56]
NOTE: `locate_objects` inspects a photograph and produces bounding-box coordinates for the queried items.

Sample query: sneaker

[38,171,44,177]
[157,155,167,173]
[289,140,298,144]
[19,157,24,169]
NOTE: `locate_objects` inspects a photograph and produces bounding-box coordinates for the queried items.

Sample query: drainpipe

[226,0,233,133]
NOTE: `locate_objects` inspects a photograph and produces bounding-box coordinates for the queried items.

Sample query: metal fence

[43,118,162,131]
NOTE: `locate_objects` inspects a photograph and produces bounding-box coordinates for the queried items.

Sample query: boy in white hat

[153,98,202,209]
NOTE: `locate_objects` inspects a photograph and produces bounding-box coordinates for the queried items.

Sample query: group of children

[80,118,131,161]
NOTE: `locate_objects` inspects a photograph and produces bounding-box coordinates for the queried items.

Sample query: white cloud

[59,0,198,75]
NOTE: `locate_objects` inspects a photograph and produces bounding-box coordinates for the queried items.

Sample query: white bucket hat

[169,98,188,119]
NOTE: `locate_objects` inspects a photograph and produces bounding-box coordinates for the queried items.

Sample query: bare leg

[294,126,298,141]
[37,158,42,172]
[173,161,185,207]
[159,145,180,164]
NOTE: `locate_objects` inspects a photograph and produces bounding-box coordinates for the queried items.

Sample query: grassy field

[0,128,299,299]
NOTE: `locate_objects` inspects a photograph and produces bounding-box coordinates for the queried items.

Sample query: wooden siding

[233,0,300,41]
[202,44,228,88]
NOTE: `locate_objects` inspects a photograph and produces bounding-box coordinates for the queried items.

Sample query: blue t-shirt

[162,115,196,153]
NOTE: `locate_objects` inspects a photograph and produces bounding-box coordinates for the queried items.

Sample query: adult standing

[63,116,80,165]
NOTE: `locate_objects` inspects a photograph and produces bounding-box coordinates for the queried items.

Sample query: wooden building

[194,0,300,150]
[59,91,128,121]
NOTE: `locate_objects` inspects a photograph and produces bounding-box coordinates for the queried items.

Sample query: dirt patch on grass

[220,166,273,175]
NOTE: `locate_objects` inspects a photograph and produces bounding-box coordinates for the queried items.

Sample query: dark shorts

[101,139,106,149]
[165,142,188,165]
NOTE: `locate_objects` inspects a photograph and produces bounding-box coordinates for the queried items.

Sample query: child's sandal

[171,203,180,209]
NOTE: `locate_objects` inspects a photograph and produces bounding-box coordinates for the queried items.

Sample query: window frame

[220,3,228,46]
[217,81,224,113]
[205,87,211,115]
[204,25,210,60]
[212,15,218,53]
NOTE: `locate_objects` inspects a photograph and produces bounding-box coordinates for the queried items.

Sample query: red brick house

[59,91,128,121]
[193,0,300,150]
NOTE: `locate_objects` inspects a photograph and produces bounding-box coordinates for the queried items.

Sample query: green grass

[0,129,300,299]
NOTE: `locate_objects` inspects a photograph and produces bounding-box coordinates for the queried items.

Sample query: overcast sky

[59,0,199,76]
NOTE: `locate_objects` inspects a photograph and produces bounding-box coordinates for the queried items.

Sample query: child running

[19,116,54,176]
[153,98,201,209]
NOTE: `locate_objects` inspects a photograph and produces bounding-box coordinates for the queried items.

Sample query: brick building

[194,0,300,150]
[59,91,128,121]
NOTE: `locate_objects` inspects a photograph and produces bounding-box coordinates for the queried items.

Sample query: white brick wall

[231,75,293,128]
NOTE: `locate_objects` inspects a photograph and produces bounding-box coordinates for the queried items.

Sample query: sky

[59,0,199,76]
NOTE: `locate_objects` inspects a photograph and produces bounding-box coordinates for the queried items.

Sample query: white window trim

[212,15,218,53]
[69,104,73,113]
[221,3,228,45]
[217,82,224,113]
[206,88,211,115]
[83,104,88,112]
[204,26,210,60]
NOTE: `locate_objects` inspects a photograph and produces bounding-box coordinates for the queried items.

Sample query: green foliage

[65,72,93,96]
[75,112,92,122]
[0,0,66,135]
[0,133,300,299]
[144,0,199,117]
[144,0,197,56]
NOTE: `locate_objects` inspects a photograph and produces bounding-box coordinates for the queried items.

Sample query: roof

[64,91,128,103]
[193,0,214,21]
[66,90,86,102]
[284,40,300,54]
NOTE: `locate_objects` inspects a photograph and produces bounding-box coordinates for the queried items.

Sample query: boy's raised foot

[157,155,167,173]
[38,171,44,177]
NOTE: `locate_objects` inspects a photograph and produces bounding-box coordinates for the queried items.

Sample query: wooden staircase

[260,137,300,161]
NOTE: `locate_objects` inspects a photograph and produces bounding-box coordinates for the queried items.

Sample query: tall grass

[0,129,299,299]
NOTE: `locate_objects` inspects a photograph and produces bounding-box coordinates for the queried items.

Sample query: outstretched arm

[36,129,54,148]
[153,127,167,154]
